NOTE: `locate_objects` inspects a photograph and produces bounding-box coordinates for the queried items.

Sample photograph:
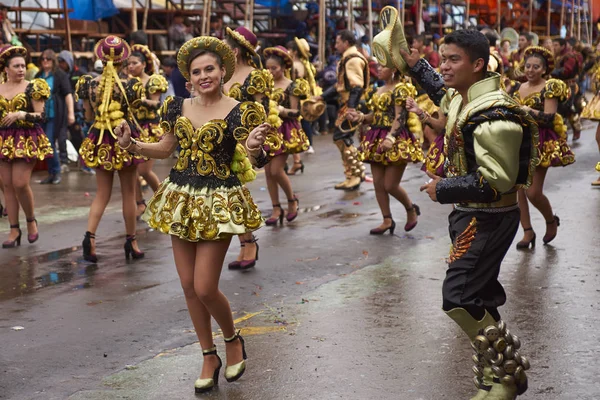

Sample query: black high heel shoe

[224,330,248,383]
[82,231,98,262]
[124,235,145,260]
[265,204,284,226]
[194,346,222,393]
[516,227,536,249]
[543,215,560,245]
[3,224,22,248]
[286,196,299,222]
[286,161,304,175]
[404,204,421,232]
[26,217,39,243]
[370,215,396,235]
[0,202,4,218]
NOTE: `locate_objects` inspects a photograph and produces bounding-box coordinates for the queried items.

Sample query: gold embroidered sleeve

[291,78,311,100]
[232,101,266,142]
[147,74,169,95]
[27,78,51,101]
[544,79,569,102]
[345,58,365,88]
[392,82,418,105]
[158,96,177,134]
[75,75,93,102]
[247,69,273,96]
[473,120,523,193]
[127,77,146,103]
[227,83,243,101]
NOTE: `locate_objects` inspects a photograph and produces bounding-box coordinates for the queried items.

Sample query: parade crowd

[1,4,600,398]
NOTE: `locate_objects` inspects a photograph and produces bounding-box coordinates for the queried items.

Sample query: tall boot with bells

[447,308,497,400]
[446,308,530,400]
[334,140,361,190]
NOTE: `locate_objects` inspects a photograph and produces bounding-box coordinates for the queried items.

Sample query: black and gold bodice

[76,75,145,132]
[0,79,50,129]
[367,82,417,128]
[131,74,168,123]
[227,69,273,113]
[510,79,569,128]
[159,96,266,189]
[271,79,310,119]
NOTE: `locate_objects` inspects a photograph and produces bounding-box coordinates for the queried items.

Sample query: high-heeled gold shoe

[194,346,222,393]
[224,331,247,383]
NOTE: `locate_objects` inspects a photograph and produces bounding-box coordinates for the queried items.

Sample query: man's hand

[398,48,422,69]
[419,170,442,202]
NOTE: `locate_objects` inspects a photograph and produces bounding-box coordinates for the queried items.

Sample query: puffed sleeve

[345,57,366,88]
[473,121,523,193]
[126,77,146,104]
[158,96,183,135]
[233,101,269,169]
[232,101,266,142]
[26,78,51,102]
[147,74,169,95]
[75,75,93,102]
[392,82,418,106]
[436,120,523,204]
[291,78,311,100]
[543,78,569,102]
[247,69,273,96]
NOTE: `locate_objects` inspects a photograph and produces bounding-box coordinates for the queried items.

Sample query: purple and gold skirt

[538,127,575,168]
[421,134,445,176]
[268,118,310,157]
[359,126,423,166]
[0,126,53,162]
[79,125,146,171]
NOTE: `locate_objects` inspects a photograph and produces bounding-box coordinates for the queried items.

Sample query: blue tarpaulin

[64,0,119,21]
[255,0,290,7]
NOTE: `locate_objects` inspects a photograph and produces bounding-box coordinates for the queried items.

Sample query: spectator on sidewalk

[57,51,85,162]
[168,13,193,50]
[36,49,74,184]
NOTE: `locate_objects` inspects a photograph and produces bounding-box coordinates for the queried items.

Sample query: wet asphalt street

[1,124,599,400]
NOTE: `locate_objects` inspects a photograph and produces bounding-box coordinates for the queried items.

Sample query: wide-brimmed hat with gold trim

[263,46,293,70]
[294,37,311,60]
[177,36,236,83]
[225,26,259,59]
[372,6,410,73]
[301,98,326,122]
[131,44,156,74]
[94,35,131,64]
[523,45,555,74]
[0,45,27,70]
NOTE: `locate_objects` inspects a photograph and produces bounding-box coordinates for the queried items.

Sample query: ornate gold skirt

[142,178,264,242]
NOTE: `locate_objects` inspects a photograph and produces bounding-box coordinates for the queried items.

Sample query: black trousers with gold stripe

[442,208,520,321]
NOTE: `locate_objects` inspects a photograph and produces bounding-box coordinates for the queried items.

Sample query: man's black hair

[337,30,356,46]
[520,32,533,42]
[162,57,177,68]
[129,30,148,46]
[553,37,566,47]
[484,32,498,47]
[444,29,489,73]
